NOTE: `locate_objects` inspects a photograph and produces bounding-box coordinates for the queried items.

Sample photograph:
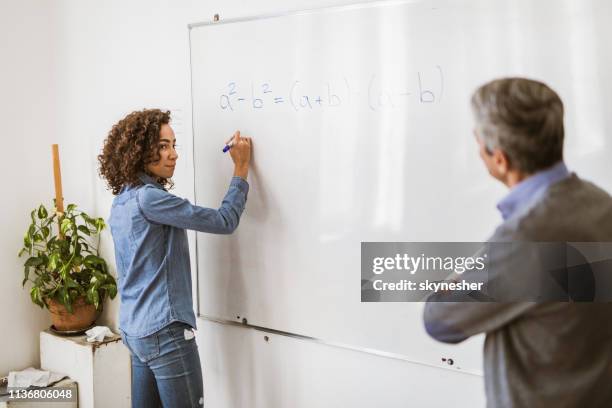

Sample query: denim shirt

[109,173,249,337]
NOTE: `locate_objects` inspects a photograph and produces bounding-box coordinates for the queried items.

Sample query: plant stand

[40,329,130,408]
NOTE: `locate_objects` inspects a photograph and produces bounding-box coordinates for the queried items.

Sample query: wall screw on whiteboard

[264,336,269,342]
[213,14,220,22]
[441,358,454,366]
[242,318,248,325]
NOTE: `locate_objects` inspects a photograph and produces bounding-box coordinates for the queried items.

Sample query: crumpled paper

[8,367,66,388]
[85,326,114,343]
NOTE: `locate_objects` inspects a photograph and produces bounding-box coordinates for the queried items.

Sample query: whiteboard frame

[200,315,482,375]
[187,0,422,29]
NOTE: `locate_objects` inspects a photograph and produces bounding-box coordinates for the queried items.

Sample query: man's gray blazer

[424,174,612,408]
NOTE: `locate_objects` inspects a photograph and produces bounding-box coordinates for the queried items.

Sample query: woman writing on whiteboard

[98,109,251,407]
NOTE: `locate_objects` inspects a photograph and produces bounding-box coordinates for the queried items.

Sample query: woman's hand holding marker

[225,130,252,180]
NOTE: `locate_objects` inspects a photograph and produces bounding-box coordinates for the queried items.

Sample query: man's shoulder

[546,173,612,202]
[491,174,612,241]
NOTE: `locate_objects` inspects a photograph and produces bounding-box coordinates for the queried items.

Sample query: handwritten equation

[218,66,444,112]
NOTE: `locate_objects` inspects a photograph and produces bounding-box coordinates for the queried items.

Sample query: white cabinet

[40,330,130,408]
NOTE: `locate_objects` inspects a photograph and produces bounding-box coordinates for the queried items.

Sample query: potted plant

[18,202,117,332]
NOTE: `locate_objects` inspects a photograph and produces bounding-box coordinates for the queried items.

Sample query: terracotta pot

[46,296,98,331]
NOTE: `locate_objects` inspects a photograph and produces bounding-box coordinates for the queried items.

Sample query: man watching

[424,78,612,407]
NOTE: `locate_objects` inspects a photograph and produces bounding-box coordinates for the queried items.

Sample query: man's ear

[492,149,510,175]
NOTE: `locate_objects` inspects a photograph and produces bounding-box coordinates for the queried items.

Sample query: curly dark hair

[98,109,173,195]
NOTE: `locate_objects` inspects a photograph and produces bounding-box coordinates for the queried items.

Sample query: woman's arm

[136,177,248,234]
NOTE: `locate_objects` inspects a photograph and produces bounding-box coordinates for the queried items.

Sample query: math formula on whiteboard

[218,66,444,112]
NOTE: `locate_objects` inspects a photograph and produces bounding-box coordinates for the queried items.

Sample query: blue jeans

[122,321,204,408]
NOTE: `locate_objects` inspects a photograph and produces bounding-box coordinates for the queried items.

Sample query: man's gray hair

[471,78,564,174]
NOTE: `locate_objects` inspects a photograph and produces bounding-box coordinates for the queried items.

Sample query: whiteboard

[189,0,612,374]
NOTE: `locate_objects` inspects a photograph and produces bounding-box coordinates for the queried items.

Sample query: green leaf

[101,283,118,299]
[84,255,105,268]
[57,239,70,253]
[23,265,30,287]
[24,256,43,267]
[95,218,106,233]
[58,288,72,313]
[41,226,50,239]
[30,209,36,223]
[42,213,57,228]
[86,286,94,303]
[92,270,106,283]
[68,289,79,302]
[59,264,69,280]
[38,205,48,219]
[33,233,43,242]
[87,286,100,309]
[77,225,91,236]
[18,248,27,257]
[66,204,76,213]
[30,287,44,308]
[48,253,59,270]
[65,276,79,288]
[47,286,59,298]
[73,255,83,266]
[47,236,57,250]
[23,233,32,249]
[60,218,72,235]
[81,213,93,224]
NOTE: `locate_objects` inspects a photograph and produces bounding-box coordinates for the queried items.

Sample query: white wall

[2,1,485,406]
[0,0,61,376]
